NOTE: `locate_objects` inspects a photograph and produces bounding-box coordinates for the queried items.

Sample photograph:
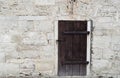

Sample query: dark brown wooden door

[58,21,89,76]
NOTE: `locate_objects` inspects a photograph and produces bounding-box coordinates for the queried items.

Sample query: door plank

[65,21,73,76]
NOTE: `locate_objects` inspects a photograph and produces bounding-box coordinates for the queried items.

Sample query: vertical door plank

[72,21,80,76]
[58,21,66,76]
[78,21,87,76]
[65,21,73,76]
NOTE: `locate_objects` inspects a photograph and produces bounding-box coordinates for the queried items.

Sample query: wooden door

[58,21,89,76]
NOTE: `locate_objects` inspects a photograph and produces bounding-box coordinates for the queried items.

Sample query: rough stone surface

[0,0,120,78]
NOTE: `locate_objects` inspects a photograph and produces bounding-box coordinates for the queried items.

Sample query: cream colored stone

[34,20,53,32]
[19,51,41,59]
[92,36,111,48]
[22,32,48,45]
[102,48,114,60]
[0,53,5,63]
[0,34,12,43]
[35,0,55,5]
[92,60,112,73]
[47,33,54,40]
[35,62,54,71]
[58,2,69,15]
[92,48,103,59]
[0,63,19,76]
[96,17,116,23]
[0,43,17,53]
[5,51,19,59]
[79,0,92,4]
[6,59,24,64]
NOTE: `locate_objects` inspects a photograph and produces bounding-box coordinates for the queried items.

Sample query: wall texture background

[0,0,120,78]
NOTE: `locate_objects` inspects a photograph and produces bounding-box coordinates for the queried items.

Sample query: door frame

[54,20,92,76]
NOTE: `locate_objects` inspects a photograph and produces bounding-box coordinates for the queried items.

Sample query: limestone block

[94,22,114,29]
[41,45,55,57]
[22,32,48,45]
[0,2,36,16]
[0,20,18,33]
[19,69,33,77]
[34,20,53,32]
[92,36,111,48]
[6,59,24,64]
[0,63,7,76]
[102,48,114,60]
[16,44,42,52]
[93,29,114,36]
[109,60,120,74]
[110,36,120,43]
[118,75,120,78]
[5,63,19,76]
[96,17,116,23]
[58,2,69,15]
[48,40,55,45]
[19,51,41,59]
[110,36,120,51]
[0,16,18,20]
[5,51,19,59]
[96,5,117,17]
[78,0,92,4]
[35,62,54,71]
[57,15,76,20]
[47,33,54,40]
[0,43,17,53]
[55,0,68,3]
[11,34,23,43]
[0,1,55,16]
[16,4,35,16]
[11,4,28,16]
[92,48,103,59]
[74,2,89,16]
[33,58,54,64]
[31,72,40,77]
[92,59,111,73]
[20,62,35,69]
[0,53,5,63]
[17,0,34,4]
[34,6,53,16]
[93,29,105,36]
[0,63,19,76]
[35,0,55,5]
[110,0,120,5]
[9,0,18,6]
[17,20,34,32]
[111,44,120,52]
[0,34,12,43]
[18,16,49,20]
[113,52,120,61]
[111,29,120,36]
[19,61,35,76]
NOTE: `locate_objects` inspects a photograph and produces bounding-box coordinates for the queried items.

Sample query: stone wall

[0,0,120,78]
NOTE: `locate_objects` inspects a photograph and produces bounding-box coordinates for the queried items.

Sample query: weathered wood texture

[58,21,88,76]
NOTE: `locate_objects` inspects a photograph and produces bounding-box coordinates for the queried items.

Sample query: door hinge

[56,39,65,42]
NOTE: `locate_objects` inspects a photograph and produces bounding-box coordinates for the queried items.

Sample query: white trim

[54,21,58,75]
[54,20,92,76]
[87,20,92,76]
